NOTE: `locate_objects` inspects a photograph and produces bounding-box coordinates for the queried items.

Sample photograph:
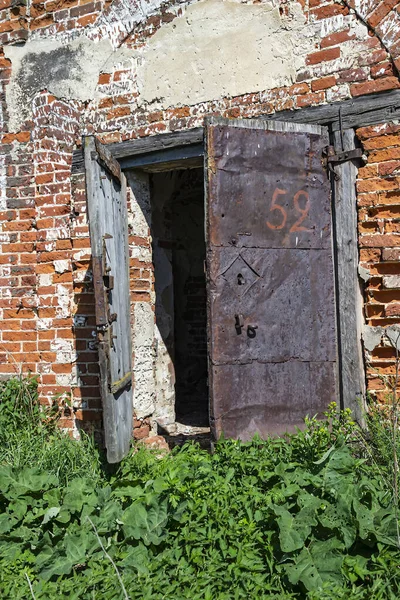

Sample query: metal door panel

[208,247,336,364]
[207,124,331,250]
[211,360,337,440]
[206,118,338,440]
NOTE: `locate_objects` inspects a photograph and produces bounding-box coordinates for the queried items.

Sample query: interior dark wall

[150,168,208,427]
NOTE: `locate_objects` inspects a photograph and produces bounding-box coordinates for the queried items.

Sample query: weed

[1,378,400,599]
[0,376,104,486]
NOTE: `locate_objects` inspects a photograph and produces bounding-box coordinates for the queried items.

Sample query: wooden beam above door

[71,89,400,174]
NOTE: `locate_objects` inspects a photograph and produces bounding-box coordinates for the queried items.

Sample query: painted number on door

[266,187,311,233]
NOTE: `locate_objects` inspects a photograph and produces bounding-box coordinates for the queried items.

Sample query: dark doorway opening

[150,168,209,427]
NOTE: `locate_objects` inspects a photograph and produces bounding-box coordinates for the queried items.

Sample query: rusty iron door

[84,136,132,463]
[205,118,337,440]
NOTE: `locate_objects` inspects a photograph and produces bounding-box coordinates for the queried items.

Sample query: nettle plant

[1,380,400,599]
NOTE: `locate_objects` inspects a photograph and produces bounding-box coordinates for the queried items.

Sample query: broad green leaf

[313,445,336,465]
[42,506,60,525]
[64,531,89,564]
[39,554,74,581]
[8,498,28,521]
[0,512,17,534]
[318,497,356,548]
[273,504,317,553]
[284,547,324,591]
[119,542,150,574]
[62,478,96,514]
[284,538,344,591]
[122,500,168,545]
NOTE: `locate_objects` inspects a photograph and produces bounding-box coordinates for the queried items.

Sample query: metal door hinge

[322,146,364,181]
[324,145,363,164]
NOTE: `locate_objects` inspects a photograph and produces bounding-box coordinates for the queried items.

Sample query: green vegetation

[1,376,400,599]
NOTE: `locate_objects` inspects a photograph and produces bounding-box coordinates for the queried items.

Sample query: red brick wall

[357,123,400,402]
[1,0,400,438]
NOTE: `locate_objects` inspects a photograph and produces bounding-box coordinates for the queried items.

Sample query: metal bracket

[322,146,363,181]
[325,146,363,164]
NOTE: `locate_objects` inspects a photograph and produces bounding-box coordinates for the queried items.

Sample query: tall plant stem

[25,573,36,600]
[87,516,130,600]
[391,334,400,549]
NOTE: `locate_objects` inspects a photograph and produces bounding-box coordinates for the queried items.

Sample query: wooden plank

[206,115,324,134]
[72,128,204,174]
[84,135,133,463]
[72,90,400,173]
[112,127,204,158]
[94,137,121,181]
[267,89,400,131]
[119,143,203,170]
[332,129,366,423]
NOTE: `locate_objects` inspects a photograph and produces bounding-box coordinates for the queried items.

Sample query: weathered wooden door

[84,137,132,463]
[205,118,337,440]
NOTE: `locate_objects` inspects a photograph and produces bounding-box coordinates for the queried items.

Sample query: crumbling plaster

[3,0,371,132]
[4,38,133,131]
[137,0,304,108]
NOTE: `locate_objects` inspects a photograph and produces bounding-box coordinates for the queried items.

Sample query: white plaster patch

[386,325,400,350]
[54,259,71,274]
[383,275,400,288]
[56,284,72,318]
[38,273,52,287]
[131,246,152,262]
[133,301,154,347]
[363,325,383,352]
[132,302,156,417]
[37,318,52,331]
[4,37,135,131]
[138,0,300,108]
[50,338,77,364]
[56,373,75,386]
[73,315,87,327]
[126,171,151,238]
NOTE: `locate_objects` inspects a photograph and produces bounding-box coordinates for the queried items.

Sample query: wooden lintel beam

[72,89,400,173]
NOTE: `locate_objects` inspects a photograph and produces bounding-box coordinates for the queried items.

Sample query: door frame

[74,91,393,422]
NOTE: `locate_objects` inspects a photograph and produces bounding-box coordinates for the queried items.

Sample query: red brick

[371,61,393,79]
[306,47,341,65]
[296,91,325,108]
[311,76,336,91]
[363,134,400,150]
[77,13,97,26]
[369,0,399,28]
[357,178,399,193]
[320,29,355,48]
[360,234,400,247]
[350,77,400,96]
[386,302,400,316]
[3,331,36,341]
[311,3,348,19]
[379,161,400,176]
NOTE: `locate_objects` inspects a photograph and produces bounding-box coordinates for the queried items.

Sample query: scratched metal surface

[207,126,331,250]
[206,122,337,440]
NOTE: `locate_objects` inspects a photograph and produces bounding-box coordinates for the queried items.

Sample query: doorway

[150,168,209,428]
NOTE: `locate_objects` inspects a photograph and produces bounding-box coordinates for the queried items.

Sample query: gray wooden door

[205,117,338,441]
[84,136,132,463]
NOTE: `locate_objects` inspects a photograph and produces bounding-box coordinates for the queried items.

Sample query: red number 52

[266,188,311,233]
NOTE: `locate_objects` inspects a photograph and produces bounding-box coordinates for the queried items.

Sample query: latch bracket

[322,146,364,181]
[324,146,363,164]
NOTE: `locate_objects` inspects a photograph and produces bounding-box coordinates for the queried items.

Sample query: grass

[0,375,104,486]
[0,376,400,599]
